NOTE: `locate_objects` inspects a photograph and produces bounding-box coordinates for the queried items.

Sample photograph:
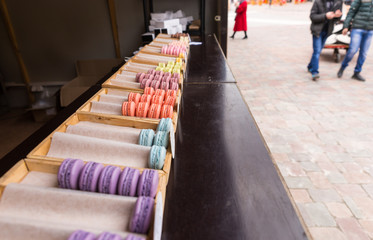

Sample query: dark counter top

[186,34,236,84]
[162,83,308,240]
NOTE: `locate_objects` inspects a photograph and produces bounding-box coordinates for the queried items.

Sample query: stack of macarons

[58,159,159,198]
[155,60,182,76]
[160,43,187,58]
[122,88,176,120]
[132,118,172,148]
[68,230,145,240]
[170,33,189,39]
[136,68,180,90]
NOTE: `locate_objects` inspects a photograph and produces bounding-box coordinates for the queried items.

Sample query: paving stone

[362,184,373,198]
[309,189,342,202]
[343,171,372,184]
[359,220,373,239]
[309,227,348,240]
[284,176,313,189]
[290,189,313,203]
[337,218,371,240]
[307,172,333,189]
[343,197,364,219]
[335,184,368,198]
[277,162,307,177]
[297,203,336,227]
[327,171,348,184]
[300,161,320,172]
[353,197,373,219]
[326,203,353,218]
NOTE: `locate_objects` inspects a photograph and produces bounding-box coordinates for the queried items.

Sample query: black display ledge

[162,34,308,239]
[0,35,308,240]
[186,34,236,84]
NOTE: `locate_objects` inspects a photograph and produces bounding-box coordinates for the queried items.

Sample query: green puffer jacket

[343,0,373,30]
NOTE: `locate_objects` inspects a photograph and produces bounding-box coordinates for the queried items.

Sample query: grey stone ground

[227,3,373,239]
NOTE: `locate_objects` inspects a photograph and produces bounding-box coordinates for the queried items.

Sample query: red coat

[234,1,247,31]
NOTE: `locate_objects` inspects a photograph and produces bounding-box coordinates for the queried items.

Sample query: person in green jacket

[337,0,373,81]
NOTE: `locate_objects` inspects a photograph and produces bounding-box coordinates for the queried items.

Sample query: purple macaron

[96,232,123,240]
[137,169,159,198]
[79,161,104,192]
[98,165,121,194]
[118,167,140,196]
[67,230,96,240]
[124,234,146,240]
[58,158,84,190]
[129,197,154,234]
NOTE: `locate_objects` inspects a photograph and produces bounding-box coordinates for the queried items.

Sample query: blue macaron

[153,131,169,148]
[138,129,155,146]
[149,145,166,169]
[156,118,172,133]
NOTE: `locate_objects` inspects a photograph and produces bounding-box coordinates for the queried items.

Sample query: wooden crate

[26,113,174,179]
[0,159,167,240]
[76,88,180,131]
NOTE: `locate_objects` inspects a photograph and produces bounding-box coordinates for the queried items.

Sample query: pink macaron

[151,80,160,90]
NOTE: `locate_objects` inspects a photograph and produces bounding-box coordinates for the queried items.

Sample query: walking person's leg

[243,31,248,39]
[307,31,327,80]
[230,31,236,38]
[352,30,373,81]
[338,29,363,78]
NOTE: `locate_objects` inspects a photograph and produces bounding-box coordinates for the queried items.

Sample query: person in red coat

[230,0,248,39]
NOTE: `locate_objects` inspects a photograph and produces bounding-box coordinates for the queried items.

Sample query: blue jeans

[341,29,373,73]
[308,30,328,74]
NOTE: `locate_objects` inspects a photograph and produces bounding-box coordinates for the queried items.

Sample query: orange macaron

[144,87,155,96]
[154,89,165,99]
[122,101,136,116]
[140,94,152,105]
[164,96,176,107]
[165,89,177,99]
[160,105,173,119]
[151,95,164,105]
[128,92,141,106]
[136,102,149,118]
[148,103,162,119]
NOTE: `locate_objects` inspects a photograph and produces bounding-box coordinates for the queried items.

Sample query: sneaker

[312,73,320,81]
[352,72,366,81]
[337,67,344,78]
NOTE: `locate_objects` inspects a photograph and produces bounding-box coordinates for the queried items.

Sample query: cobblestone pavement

[227,3,373,240]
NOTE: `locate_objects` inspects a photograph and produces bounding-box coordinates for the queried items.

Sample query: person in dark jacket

[337,0,373,81]
[307,0,342,80]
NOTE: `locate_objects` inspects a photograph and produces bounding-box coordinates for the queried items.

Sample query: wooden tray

[76,88,180,131]
[130,54,186,73]
[26,113,174,178]
[0,159,167,201]
[102,69,184,90]
[0,159,167,240]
